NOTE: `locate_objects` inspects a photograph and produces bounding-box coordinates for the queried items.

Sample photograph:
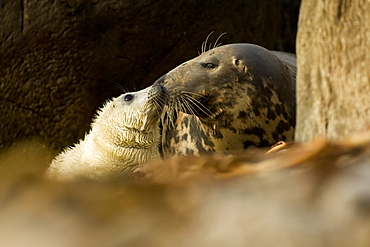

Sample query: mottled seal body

[156,43,296,158]
[47,84,168,181]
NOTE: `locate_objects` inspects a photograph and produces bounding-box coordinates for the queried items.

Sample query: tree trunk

[295,0,370,142]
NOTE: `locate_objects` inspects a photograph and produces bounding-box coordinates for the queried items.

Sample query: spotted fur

[156,43,296,158]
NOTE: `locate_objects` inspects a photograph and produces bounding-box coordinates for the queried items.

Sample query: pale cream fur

[46,85,166,181]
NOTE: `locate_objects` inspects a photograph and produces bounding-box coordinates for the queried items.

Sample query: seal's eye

[202,62,217,69]
[124,94,134,101]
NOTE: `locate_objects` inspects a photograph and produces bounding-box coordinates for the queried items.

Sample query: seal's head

[155,43,296,157]
[95,83,169,140]
[47,84,169,180]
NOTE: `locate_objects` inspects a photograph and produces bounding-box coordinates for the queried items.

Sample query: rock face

[295,0,370,142]
[0,0,300,152]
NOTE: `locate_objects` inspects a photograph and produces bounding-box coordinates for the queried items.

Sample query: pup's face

[101,84,169,132]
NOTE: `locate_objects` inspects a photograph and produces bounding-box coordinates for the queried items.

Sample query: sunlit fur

[46,85,168,181]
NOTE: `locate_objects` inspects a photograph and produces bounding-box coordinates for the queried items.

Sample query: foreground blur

[0,131,370,247]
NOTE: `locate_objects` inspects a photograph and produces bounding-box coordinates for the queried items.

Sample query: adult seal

[46,84,169,181]
[156,43,296,158]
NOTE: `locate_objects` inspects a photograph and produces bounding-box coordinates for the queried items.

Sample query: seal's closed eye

[202,63,217,69]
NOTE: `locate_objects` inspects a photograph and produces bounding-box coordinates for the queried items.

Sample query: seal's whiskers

[161,91,213,130]
[113,83,128,93]
[179,95,197,116]
[153,101,161,116]
[182,93,213,118]
[201,31,214,54]
[213,32,226,49]
[200,31,226,54]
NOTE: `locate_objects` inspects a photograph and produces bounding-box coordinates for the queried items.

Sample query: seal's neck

[87,127,160,164]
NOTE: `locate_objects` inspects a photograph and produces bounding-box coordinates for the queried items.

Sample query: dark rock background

[0,0,301,152]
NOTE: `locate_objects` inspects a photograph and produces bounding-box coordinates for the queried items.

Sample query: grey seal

[46,84,168,180]
[156,43,296,158]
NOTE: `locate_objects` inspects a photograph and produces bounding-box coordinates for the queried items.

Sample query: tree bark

[295,0,370,142]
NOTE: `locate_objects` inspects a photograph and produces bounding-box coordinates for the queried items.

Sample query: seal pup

[46,84,169,181]
[155,43,296,158]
